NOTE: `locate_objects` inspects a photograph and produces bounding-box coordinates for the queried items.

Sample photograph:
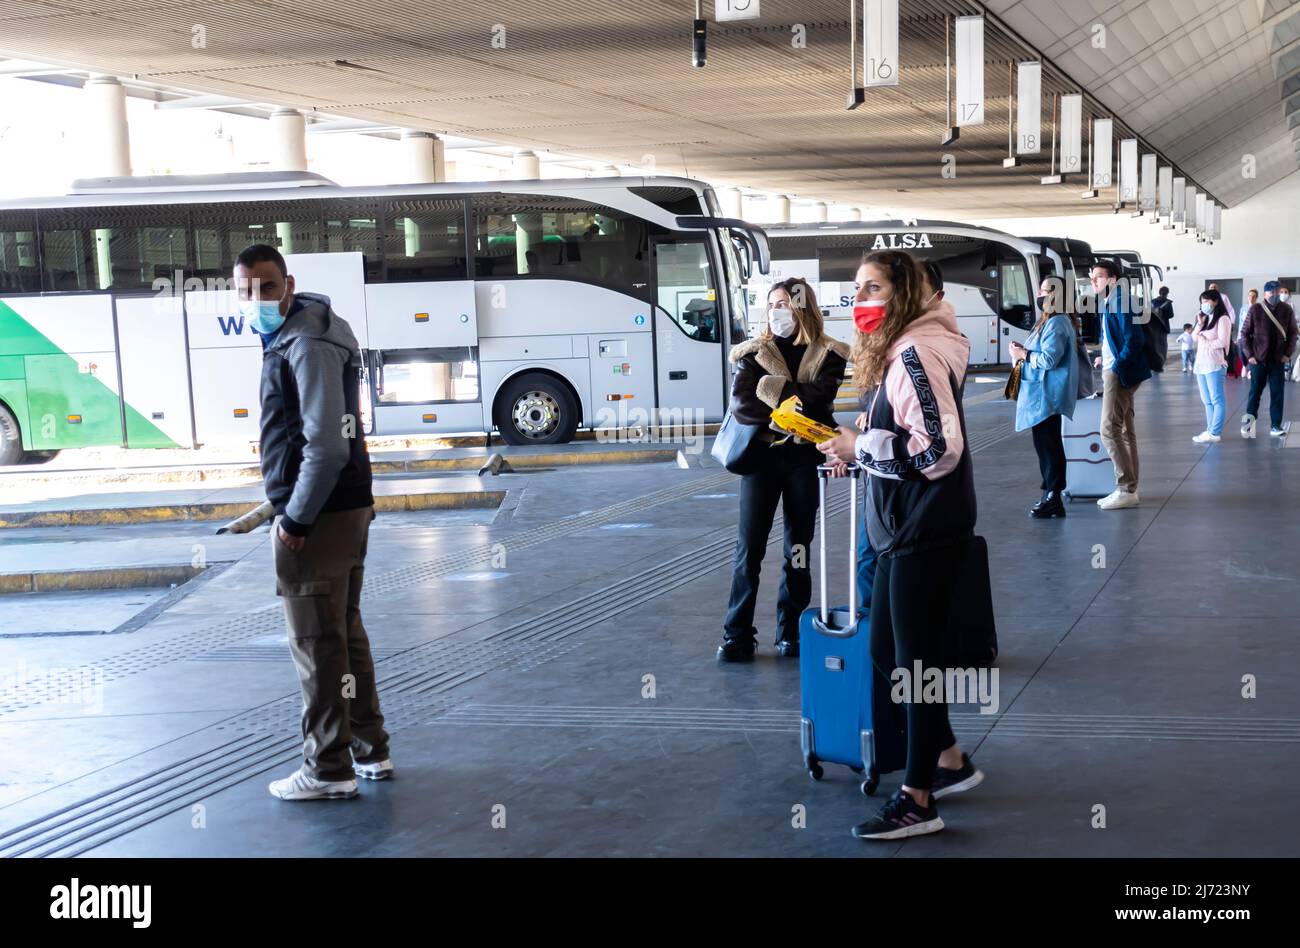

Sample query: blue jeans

[1181,350,1194,370]
[856,508,877,611]
[1196,368,1226,435]
[1246,362,1286,430]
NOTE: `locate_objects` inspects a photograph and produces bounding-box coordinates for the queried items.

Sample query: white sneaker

[1096,489,1124,507]
[353,758,395,781]
[1241,414,1257,438]
[1192,431,1221,444]
[268,767,358,800]
[1099,491,1140,510]
[1270,427,1287,438]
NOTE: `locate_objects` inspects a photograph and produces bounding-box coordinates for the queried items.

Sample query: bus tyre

[496,373,578,446]
[0,402,24,466]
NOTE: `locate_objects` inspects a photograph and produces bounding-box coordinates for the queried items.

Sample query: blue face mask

[240,297,287,335]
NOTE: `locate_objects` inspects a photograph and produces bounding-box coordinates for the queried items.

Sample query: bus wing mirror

[733,235,753,280]
[674,215,771,276]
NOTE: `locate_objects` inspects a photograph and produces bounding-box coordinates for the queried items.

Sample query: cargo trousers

[273,506,389,781]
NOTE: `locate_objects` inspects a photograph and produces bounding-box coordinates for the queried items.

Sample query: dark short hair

[1091,259,1122,280]
[235,243,288,278]
[924,261,944,292]
[1158,286,1169,296]
[1182,323,1193,330]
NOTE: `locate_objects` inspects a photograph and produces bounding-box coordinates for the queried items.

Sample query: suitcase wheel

[807,762,824,781]
[861,770,879,796]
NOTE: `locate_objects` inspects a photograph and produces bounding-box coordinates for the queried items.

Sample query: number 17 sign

[864,0,899,88]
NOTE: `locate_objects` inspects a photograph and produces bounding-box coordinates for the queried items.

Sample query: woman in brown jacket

[717,277,850,661]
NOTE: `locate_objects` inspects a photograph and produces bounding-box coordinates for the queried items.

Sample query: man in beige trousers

[234,243,392,801]
[1090,260,1152,510]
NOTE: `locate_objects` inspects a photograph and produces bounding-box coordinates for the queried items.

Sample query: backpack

[1142,299,1170,372]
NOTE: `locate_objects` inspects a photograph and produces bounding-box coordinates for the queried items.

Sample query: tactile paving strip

[428,705,1300,743]
[0,486,851,856]
[0,425,1015,853]
[0,470,734,716]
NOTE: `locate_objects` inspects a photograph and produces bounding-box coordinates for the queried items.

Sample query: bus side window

[41,219,93,291]
[0,213,40,293]
[193,200,321,271]
[321,199,381,282]
[471,194,649,299]
[383,198,468,282]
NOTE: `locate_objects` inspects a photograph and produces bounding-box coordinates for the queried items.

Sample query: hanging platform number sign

[1092,119,1114,189]
[715,0,760,21]
[864,0,899,88]
[1060,94,1083,174]
[1118,136,1137,200]
[1016,61,1041,154]
[955,16,985,126]
[1140,154,1158,211]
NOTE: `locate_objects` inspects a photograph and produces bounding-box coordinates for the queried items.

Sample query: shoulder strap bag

[710,409,769,475]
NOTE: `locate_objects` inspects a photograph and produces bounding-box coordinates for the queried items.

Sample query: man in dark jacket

[1150,286,1174,368]
[1090,261,1151,509]
[1240,280,1297,438]
[233,243,391,801]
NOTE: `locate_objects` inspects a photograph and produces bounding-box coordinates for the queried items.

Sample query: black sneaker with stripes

[851,789,944,840]
[931,753,985,799]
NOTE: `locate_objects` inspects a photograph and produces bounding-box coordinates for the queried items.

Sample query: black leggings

[1030,414,1066,493]
[869,543,963,790]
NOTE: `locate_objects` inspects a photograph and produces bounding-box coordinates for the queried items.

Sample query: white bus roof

[764,220,1048,258]
[0,173,711,211]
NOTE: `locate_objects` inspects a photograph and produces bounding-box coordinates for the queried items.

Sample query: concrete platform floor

[0,372,1295,857]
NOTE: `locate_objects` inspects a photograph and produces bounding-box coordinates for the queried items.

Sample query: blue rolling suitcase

[799,465,906,796]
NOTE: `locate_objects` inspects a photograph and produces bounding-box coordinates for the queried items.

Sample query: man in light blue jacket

[1009,280,1079,519]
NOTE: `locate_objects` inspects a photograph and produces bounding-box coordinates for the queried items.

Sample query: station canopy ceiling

[0,0,1295,218]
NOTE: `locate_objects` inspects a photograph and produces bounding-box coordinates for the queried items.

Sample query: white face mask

[1281,293,1291,304]
[768,307,796,338]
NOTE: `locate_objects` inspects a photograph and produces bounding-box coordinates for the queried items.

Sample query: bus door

[996,251,1035,364]
[186,251,366,447]
[650,236,726,425]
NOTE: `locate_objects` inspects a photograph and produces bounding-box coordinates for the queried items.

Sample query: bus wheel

[497,374,577,446]
[0,402,24,466]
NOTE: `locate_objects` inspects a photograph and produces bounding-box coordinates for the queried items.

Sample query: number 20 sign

[864,0,899,88]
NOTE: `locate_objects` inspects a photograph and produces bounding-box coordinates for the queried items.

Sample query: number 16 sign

[864,0,899,88]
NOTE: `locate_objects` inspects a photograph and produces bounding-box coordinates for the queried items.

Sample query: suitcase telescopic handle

[817,463,862,626]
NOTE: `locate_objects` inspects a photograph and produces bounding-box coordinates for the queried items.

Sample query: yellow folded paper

[771,396,839,443]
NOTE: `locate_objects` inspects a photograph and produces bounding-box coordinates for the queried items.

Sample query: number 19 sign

[864,0,899,88]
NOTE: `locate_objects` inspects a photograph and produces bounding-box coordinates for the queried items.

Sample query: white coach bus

[0,172,768,461]
[750,221,1065,367]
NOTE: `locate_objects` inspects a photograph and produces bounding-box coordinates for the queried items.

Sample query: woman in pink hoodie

[818,250,982,841]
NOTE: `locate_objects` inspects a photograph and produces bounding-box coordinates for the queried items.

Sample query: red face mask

[853,299,889,334]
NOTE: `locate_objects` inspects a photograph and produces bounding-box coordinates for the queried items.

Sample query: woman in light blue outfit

[1008,280,1079,520]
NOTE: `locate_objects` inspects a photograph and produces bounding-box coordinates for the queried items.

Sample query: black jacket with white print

[855,301,976,557]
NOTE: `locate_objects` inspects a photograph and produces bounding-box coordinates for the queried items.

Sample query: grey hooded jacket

[258,292,373,535]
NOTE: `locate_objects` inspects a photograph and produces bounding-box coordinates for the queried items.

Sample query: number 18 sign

[864,0,900,88]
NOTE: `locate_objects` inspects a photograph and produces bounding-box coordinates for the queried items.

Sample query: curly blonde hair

[851,250,929,393]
